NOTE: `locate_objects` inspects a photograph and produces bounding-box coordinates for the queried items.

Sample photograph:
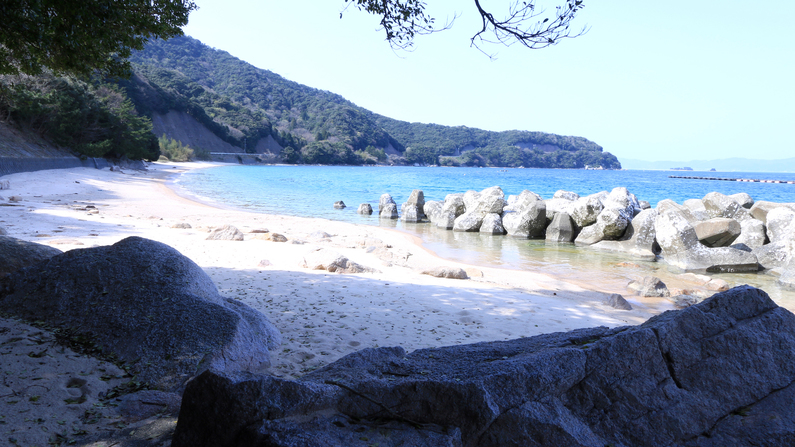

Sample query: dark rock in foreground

[173,286,795,447]
[0,235,62,277]
[0,236,281,391]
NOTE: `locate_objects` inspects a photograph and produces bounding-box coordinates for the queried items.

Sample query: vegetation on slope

[1,34,618,169]
[0,74,159,160]
[128,36,620,169]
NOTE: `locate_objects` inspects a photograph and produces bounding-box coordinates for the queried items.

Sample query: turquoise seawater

[176,166,795,221]
[175,165,795,305]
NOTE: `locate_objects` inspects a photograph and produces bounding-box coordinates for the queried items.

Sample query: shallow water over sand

[176,165,795,307]
[377,218,795,309]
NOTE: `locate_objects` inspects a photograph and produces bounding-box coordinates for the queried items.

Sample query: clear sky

[181,1,794,162]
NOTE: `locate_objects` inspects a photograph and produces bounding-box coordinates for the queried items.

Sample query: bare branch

[470,0,588,54]
[342,0,587,54]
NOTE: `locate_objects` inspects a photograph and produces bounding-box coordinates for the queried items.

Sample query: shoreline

[0,162,670,359]
[0,161,733,445]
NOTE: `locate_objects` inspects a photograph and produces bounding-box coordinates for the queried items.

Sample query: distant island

[621,157,795,173]
[670,167,694,171]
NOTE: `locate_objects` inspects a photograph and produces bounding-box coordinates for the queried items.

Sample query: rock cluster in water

[375,187,795,288]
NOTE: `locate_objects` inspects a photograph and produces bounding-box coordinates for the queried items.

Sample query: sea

[174,165,795,306]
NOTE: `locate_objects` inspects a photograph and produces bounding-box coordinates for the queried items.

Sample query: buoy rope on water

[669,175,795,184]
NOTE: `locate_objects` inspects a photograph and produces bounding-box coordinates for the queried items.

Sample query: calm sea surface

[175,166,795,305]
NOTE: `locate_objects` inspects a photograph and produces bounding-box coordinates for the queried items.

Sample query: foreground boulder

[0,237,281,391]
[173,286,795,447]
[0,236,62,277]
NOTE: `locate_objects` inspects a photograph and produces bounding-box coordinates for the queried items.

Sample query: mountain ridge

[126,36,621,169]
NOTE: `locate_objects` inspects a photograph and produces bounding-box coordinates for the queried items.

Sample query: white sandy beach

[1,162,715,445]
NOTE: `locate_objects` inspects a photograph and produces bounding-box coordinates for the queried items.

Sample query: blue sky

[182,1,794,162]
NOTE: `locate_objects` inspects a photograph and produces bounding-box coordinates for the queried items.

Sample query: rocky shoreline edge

[364,185,795,292]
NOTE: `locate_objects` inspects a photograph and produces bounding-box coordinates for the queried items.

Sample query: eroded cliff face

[152,110,284,156]
[0,122,95,176]
[0,121,76,158]
[152,110,241,154]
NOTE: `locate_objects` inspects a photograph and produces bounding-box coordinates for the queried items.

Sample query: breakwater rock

[414,186,795,280]
[173,286,795,446]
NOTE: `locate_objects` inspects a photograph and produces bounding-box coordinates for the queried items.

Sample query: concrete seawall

[0,157,112,177]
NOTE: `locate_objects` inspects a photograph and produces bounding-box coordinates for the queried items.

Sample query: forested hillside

[0,35,620,168]
[128,36,621,169]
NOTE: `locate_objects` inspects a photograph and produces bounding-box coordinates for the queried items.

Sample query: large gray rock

[452,211,484,232]
[357,203,373,215]
[702,192,749,220]
[436,194,466,229]
[544,197,576,221]
[656,199,700,225]
[733,217,767,248]
[462,190,481,211]
[423,200,443,224]
[553,189,580,201]
[753,241,793,270]
[574,224,603,246]
[605,186,641,217]
[0,237,281,391]
[693,218,741,247]
[655,209,759,272]
[504,190,542,212]
[380,203,399,220]
[603,293,632,310]
[0,236,62,278]
[545,212,575,242]
[172,286,795,447]
[728,192,754,209]
[749,201,795,224]
[569,196,604,228]
[401,190,426,222]
[779,262,795,289]
[766,207,795,243]
[479,213,505,235]
[574,205,632,247]
[378,193,396,214]
[471,186,506,214]
[683,199,709,221]
[576,188,638,245]
[454,187,506,232]
[502,200,546,238]
[596,206,631,238]
[591,209,659,260]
